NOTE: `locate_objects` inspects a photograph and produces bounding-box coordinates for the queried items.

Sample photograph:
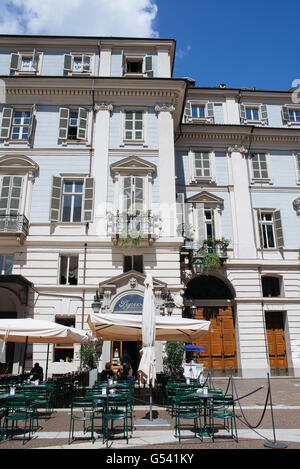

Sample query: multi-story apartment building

[0,34,299,379]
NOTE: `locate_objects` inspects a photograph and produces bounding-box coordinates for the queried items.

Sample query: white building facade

[0,35,299,379]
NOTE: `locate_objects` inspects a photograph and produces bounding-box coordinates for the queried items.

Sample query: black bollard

[264,373,288,449]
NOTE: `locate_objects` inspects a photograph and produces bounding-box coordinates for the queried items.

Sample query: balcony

[0,214,29,241]
[108,212,160,246]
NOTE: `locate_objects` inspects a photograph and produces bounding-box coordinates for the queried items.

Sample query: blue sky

[0,0,299,90]
[155,0,300,90]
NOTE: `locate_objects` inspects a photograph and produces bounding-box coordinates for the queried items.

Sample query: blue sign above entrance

[114,294,143,313]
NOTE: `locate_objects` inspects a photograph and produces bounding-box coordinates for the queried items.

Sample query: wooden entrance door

[194,307,237,374]
[265,312,288,376]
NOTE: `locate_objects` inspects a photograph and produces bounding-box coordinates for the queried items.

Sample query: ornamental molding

[155,104,176,114]
[227,144,248,154]
[176,131,300,145]
[93,102,113,112]
[293,197,300,214]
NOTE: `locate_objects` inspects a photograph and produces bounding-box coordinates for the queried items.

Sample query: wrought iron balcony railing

[0,214,29,237]
[108,213,160,245]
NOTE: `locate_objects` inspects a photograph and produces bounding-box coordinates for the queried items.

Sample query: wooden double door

[265,312,288,376]
[193,307,237,374]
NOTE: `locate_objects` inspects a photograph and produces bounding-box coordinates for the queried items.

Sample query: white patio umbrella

[0,318,92,380]
[137,273,156,420]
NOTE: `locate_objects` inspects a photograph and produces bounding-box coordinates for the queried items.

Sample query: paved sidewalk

[0,377,299,450]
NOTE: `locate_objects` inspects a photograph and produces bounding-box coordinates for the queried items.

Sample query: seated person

[100,362,115,381]
[120,362,136,386]
[30,362,43,381]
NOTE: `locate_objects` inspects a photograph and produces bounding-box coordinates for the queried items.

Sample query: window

[194,152,211,179]
[50,176,94,223]
[0,254,14,274]
[61,180,84,222]
[10,51,41,74]
[0,176,23,216]
[240,104,268,124]
[124,255,143,273]
[123,176,144,213]
[184,101,215,123]
[288,109,300,122]
[63,54,92,74]
[54,317,75,362]
[58,108,88,142]
[0,107,35,142]
[191,104,205,118]
[246,106,260,121]
[204,209,214,239]
[251,153,269,180]
[259,212,275,248]
[258,211,284,249]
[124,111,144,141]
[59,255,78,285]
[122,55,153,76]
[282,106,300,125]
[262,276,281,297]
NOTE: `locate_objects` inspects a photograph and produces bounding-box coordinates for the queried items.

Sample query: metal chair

[174,395,203,443]
[209,394,238,442]
[68,397,96,444]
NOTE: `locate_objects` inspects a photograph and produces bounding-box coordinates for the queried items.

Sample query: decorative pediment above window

[0,154,39,178]
[185,190,224,207]
[110,155,156,177]
[293,196,300,215]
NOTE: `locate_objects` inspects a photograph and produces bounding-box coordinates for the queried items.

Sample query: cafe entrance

[111,340,142,377]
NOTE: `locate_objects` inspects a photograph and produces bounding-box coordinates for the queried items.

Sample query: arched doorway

[184,275,237,376]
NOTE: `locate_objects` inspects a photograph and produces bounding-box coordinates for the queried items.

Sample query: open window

[122,54,153,77]
[239,103,268,125]
[63,53,93,75]
[1,106,36,144]
[262,276,282,297]
[58,108,89,142]
[184,101,215,124]
[10,50,42,75]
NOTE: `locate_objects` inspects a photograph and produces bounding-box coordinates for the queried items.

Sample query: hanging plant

[202,252,221,275]
[120,230,143,248]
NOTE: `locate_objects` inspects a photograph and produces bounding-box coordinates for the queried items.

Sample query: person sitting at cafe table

[100,362,115,381]
[30,362,43,381]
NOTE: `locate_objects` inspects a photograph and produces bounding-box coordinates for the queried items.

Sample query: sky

[0,0,299,90]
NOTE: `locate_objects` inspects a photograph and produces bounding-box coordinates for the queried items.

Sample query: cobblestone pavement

[0,377,299,450]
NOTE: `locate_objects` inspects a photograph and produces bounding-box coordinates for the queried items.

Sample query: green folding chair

[174,395,203,443]
[209,394,238,442]
[68,397,96,444]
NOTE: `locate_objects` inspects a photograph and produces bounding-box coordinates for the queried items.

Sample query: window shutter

[123,176,132,211]
[184,101,191,121]
[32,49,39,71]
[274,210,284,248]
[10,53,20,71]
[28,104,36,142]
[82,55,91,72]
[83,177,94,222]
[58,108,70,140]
[257,211,264,248]
[145,55,153,73]
[239,104,246,123]
[281,105,290,122]
[206,102,214,121]
[50,176,62,222]
[260,104,268,124]
[0,176,23,216]
[0,108,13,139]
[134,177,144,212]
[195,203,205,245]
[63,54,72,72]
[122,52,126,75]
[176,193,185,235]
[76,107,88,140]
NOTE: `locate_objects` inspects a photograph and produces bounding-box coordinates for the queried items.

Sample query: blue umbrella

[184,344,205,352]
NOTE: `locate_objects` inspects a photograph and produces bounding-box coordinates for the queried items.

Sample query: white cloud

[177,44,191,60]
[0,0,159,37]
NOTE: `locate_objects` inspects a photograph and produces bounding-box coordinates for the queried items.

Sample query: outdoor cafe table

[193,389,223,437]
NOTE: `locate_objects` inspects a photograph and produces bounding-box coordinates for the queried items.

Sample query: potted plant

[202,252,221,275]
[163,341,185,377]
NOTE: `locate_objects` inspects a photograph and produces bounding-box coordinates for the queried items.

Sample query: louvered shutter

[58,108,70,140]
[32,49,38,71]
[10,53,20,71]
[28,104,36,142]
[176,193,185,235]
[184,101,191,121]
[145,56,153,73]
[257,211,264,249]
[0,176,22,216]
[0,108,13,139]
[207,102,214,122]
[50,176,62,222]
[195,203,205,245]
[63,54,72,72]
[83,177,94,222]
[122,52,126,76]
[134,177,144,212]
[239,104,246,123]
[82,55,91,73]
[76,108,88,140]
[260,104,269,124]
[274,210,284,248]
[281,106,290,122]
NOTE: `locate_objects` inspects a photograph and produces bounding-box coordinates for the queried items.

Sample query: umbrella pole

[149,382,153,421]
[45,343,50,380]
[21,336,28,383]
